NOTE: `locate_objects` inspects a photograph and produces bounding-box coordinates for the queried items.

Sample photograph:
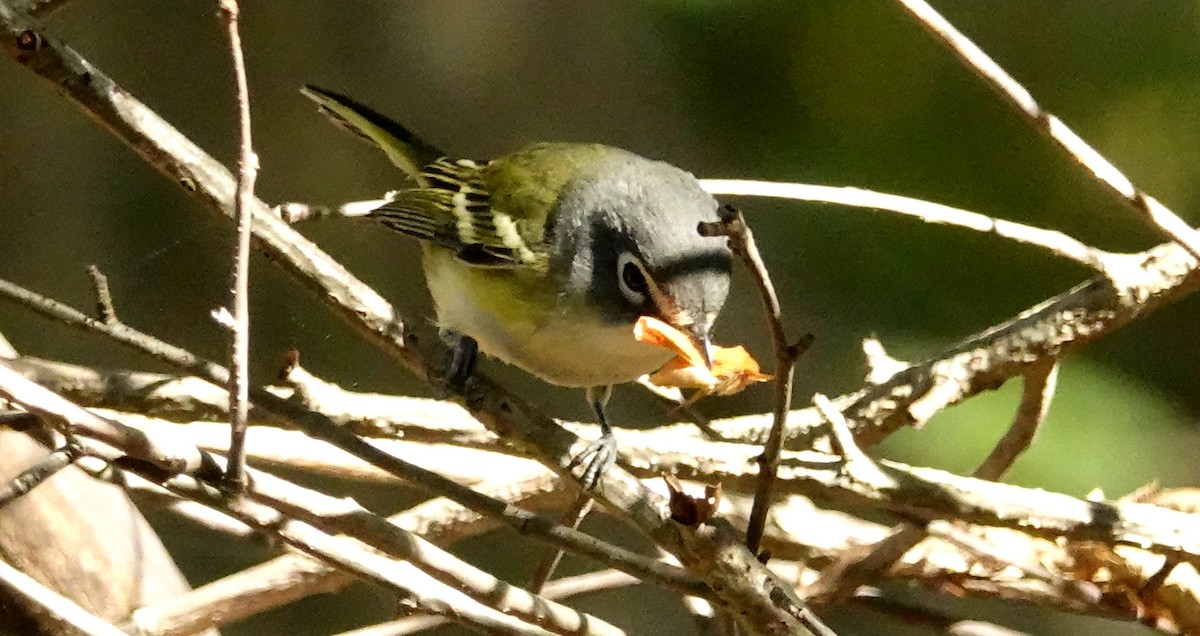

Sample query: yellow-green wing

[372,157,549,268]
[375,143,617,268]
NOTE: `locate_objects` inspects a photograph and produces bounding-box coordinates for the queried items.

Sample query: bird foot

[567,431,616,489]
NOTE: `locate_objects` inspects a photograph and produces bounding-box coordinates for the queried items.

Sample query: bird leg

[568,385,616,488]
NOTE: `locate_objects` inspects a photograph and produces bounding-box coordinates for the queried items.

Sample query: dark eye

[617,252,649,305]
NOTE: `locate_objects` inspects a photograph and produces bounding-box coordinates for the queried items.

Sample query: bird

[301,85,732,486]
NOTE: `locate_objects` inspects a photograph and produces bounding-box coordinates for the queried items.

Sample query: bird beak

[686,324,713,370]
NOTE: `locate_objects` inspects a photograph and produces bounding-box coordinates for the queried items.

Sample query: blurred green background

[3,2,1200,634]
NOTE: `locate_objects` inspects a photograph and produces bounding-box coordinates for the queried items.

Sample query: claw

[568,431,617,489]
[566,386,617,489]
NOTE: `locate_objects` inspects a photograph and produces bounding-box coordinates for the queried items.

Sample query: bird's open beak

[685,324,713,370]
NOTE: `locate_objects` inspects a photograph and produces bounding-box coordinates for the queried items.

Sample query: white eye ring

[617,252,649,305]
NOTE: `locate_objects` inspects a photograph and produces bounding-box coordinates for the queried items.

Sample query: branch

[0,367,616,636]
[20,353,1200,583]
[973,360,1059,481]
[893,0,1200,260]
[707,235,1200,449]
[126,472,573,635]
[346,570,642,636]
[0,355,205,473]
[699,203,812,556]
[0,442,79,508]
[85,265,116,325]
[145,468,562,636]
[85,404,1200,629]
[0,275,707,601]
[700,179,1123,275]
[217,0,257,487]
[805,359,1061,606]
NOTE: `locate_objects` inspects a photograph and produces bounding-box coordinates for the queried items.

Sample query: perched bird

[302,85,732,486]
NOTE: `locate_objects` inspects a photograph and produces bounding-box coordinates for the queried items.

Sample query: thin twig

[973,360,1059,481]
[699,203,811,556]
[0,275,708,600]
[806,360,1062,606]
[812,394,881,479]
[527,494,594,594]
[0,355,205,473]
[218,0,256,488]
[274,198,388,223]
[141,467,559,636]
[125,472,572,636]
[701,179,1123,275]
[334,570,641,636]
[85,265,116,325]
[893,0,1200,260]
[0,443,79,508]
[0,330,16,359]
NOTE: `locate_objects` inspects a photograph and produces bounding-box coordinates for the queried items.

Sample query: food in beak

[633,316,771,399]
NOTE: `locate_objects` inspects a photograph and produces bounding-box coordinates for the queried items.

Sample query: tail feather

[300,84,444,184]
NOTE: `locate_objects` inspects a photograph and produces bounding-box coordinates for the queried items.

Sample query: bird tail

[300,84,444,185]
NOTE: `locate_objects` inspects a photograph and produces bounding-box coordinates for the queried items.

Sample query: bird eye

[617,252,649,305]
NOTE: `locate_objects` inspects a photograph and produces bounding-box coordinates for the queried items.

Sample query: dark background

[2,2,1199,634]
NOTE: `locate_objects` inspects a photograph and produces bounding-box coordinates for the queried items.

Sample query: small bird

[302,85,732,486]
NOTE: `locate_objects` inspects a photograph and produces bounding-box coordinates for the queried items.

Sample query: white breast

[423,249,672,387]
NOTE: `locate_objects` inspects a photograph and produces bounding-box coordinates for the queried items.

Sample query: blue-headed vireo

[302,85,732,486]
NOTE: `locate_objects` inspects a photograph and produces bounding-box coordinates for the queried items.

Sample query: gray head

[547,146,732,361]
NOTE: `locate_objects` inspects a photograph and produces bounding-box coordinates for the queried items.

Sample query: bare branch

[699,203,812,556]
[0,275,708,601]
[243,471,625,636]
[85,265,116,325]
[708,236,1200,450]
[700,179,1123,275]
[0,374,616,636]
[335,571,640,636]
[147,469,561,636]
[806,359,1062,605]
[127,472,573,635]
[274,198,387,223]
[0,443,79,508]
[218,0,257,488]
[974,360,1059,481]
[0,356,204,473]
[527,494,594,594]
[0,330,16,359]
[893,0,1200,260]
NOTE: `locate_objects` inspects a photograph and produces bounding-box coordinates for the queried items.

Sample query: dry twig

[0,443,79,508]
[0,275,706,600]
[893,0,1200,260]
[700,179,1124,276]
[218,0,256,488]
[699,203,812,556]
